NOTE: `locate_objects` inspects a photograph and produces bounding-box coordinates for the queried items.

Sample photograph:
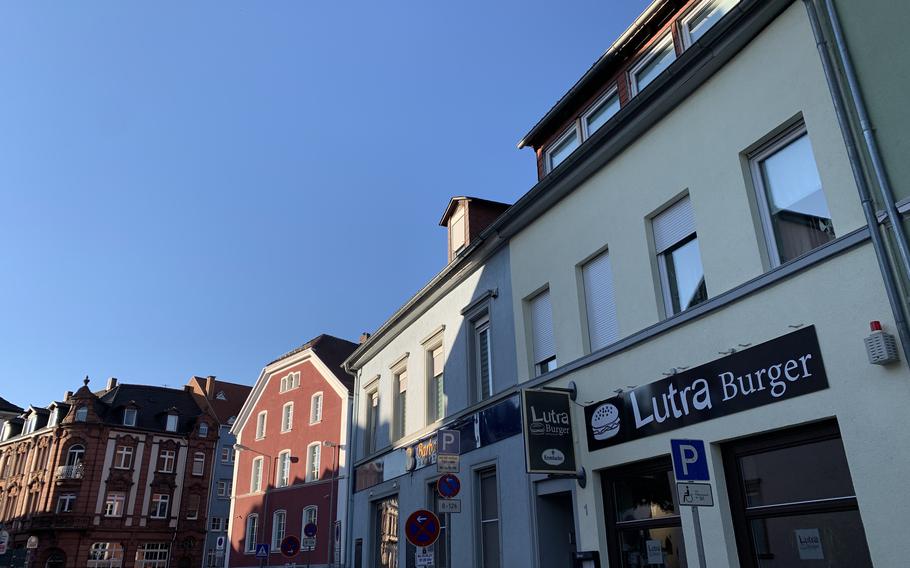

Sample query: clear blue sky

[0,1,650,407]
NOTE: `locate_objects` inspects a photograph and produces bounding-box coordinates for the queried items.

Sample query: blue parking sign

[670,439,709,481]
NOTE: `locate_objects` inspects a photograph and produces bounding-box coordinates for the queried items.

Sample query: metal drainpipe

[344,370,361,568]
[802,0,910,362]
[822,0,910,281]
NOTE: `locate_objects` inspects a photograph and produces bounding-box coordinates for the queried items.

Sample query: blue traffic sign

[254,544,269,559]
[405,509,441,547]
[280,536,300,558]
[437,474,461,499]
[671,439,710,481]
[303,522,317,538]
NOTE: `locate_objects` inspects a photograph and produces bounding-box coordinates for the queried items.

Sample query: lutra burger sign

[584,326,829,452]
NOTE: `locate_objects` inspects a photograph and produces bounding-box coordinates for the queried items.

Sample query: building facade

[343,197,537,568]
[0,377,218,568]
[185,377,252,568]
[227,335,357,568]
[503,0,910,566]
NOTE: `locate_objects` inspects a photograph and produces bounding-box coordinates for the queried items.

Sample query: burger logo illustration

[591,403,621,440]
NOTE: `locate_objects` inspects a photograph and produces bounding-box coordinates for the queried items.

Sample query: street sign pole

[691,506,706,568]
[445,511,451,568]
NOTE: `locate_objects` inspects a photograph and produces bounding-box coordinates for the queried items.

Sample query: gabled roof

[438,196,512,227]
[268,334,358,392]
[0,396,23,415]
[186,376,252,424]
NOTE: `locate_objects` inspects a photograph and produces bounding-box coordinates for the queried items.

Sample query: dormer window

[23,415,36,435]
[629,34,677,96]
[48,409,59,428]
[123,408,137,427]
[546,126,581,173]
[198,422,209,437]
[680,0,739,48]
[165,414,178,432]
[75,406,88,422]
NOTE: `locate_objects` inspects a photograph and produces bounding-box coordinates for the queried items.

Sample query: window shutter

[530,290,555,363]
[583,250,620,351]
[653,196,695,253]
[432,347,444,377]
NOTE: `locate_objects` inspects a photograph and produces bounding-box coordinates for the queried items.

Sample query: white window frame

[544,123,582,173]
[305,442,321,483]
[198,422,209,437]
[48,409,59,428]
[251,457,264,493]
[192,452,205,476]
[679,0,739,48]
[220,447,232,464]
[276,450,291,488]
[427,342,445,423]
[150,493,170,519]
[281,402,294,433]
[653,195,705,316]
[580,248,620,353]
[309,392,323,425]
[581,87,620,139]
[302,506,318,536]
[104,492,125,517]
[474,315,494,401]
[216,480,228,498]
[56,493,76,513]
[245,514,259,553]
[114,446,133,470]
[255,411,267,440]
[629,33,676,97]
[528,289,557,376]
[159,450,175,473]
[88,542,124,568]
[365,387,379,455]
[165,414,178,432]
[210,517,224,531]
[123,408,137,427]
[271,510,287,550]
[393,368,407,441]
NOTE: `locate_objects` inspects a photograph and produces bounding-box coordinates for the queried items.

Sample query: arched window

[75,406,88,422]
[244,515,259,553]
[305,443,320,482]
[302,505,317,529]
[309,393,323,424]
[276,451,291,488]
[88,543,124,568]
[198,423,209,437]
[66,445,85,466]
[271,510,287,549]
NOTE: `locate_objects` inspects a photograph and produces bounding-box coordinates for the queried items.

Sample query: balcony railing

[55,464,84,480]
[20,514,91,530]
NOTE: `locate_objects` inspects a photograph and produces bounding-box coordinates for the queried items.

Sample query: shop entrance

[535,491,576,567]
[723,420,873,567]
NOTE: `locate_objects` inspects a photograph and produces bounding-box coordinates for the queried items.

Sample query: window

[601,457,686,568]
[306,443,321,482]
[216,480,231,498]
[680,0,739,47]
[192,452,205,476]
[428,344,445,422]
[310,393,323,424]
[653,195,708,316]
[450,204,467,254]
[24,415,36,435]
[582,249,620,352]
[251,457,264,492]
[114,446,134,469]
[473,316,494,401]
[123,408,137,427]
[75,406,88,422]
[271,510,287,550]
[209,517,224,531]
[245,515,259,553]
[302,506,318,530]
[220,447,233,464]
[723,421,873,567]
[256,411,267,440]
[104,492,126,517]
[159,450,175,473]
[48,409,59,428]
[582,89,620,138]
[279,371,300,393]
[88,543,124,568]
[373,497,399,568]
[365,388,379,454]
[186,494,200,520]
[477,468,500,568]
[66,444,85,466]
[135,543,169,568]
[545,126,580,172]
[429,483,448,568]
[57,493,76,513]
[150,493,170,518]
[750,125,835,266]
[393,370,407,441]
[277,451,291,488]
[529,289,556,376]
[281,402,294,433]
[198,422,209,437]
[165,414,178,432]
[630,34,677,95]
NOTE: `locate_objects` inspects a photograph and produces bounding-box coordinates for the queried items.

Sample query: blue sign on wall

[254,544,270,559]
[671,439,710,481]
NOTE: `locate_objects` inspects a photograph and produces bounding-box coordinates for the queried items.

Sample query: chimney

[359,332,371,344]
[64,391,73,401]
[205,376,216,400]
[106,377,118,390]
[439,197,510,263]
[183,385,193,393]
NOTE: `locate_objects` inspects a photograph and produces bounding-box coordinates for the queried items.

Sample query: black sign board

[584,326,829,452]
[522,389,577,474]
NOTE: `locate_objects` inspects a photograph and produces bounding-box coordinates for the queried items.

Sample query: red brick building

[0,377,218,568]
[227,335,356,568]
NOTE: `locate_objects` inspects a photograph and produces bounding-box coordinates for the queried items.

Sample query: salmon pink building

[227,335,357,568]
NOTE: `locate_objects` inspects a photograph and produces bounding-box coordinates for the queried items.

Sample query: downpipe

[802,0,910,362]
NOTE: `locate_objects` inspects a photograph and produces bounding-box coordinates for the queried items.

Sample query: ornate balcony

[55,464,84,480]
[20,513,91,530]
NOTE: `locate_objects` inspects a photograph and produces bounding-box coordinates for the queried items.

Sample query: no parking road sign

[436,474,461,499]
[280,535,300,558]
[405,509,441,548]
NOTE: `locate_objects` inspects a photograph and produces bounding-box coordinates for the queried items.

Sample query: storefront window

[602,457,687,567]
[724,421,873,567]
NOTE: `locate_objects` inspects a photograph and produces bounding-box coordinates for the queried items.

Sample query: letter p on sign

[671,439,710,481]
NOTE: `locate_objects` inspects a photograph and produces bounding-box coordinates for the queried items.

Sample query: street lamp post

[321,441,342,568]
